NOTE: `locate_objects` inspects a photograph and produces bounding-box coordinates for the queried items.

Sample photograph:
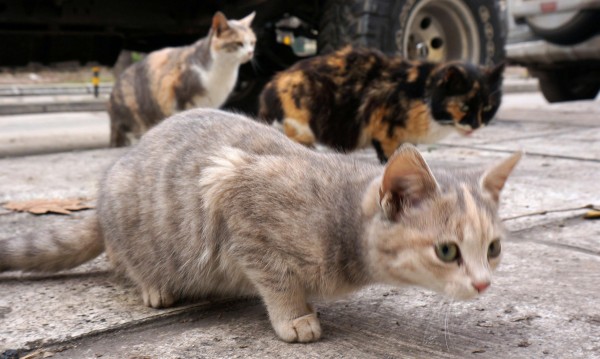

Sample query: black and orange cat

[259,46,504,162]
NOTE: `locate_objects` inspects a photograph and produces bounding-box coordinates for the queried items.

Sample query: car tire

[526,10,600,46]
[536,69,600,103]
[318,0,505,65]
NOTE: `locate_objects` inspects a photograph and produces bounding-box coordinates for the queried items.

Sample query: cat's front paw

[273,313,322,343]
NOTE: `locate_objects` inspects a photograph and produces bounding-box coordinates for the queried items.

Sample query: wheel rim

[398,0,481,63]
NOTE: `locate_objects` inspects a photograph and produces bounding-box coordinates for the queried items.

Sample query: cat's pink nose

[472,281,490,293]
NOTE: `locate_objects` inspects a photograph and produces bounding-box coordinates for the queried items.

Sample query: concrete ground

[0,90,599,358]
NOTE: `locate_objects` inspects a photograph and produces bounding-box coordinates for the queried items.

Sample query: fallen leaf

[20,350,54,359]
[476,320,494,327]
[510,314,541,325]
[584,210,600,220]
[3,198,93,215]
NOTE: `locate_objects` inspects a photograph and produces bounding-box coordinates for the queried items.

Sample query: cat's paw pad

[141,286,175,308]
[275,313,322,343]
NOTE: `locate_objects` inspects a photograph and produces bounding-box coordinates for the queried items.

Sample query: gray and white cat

[0,109,521,343]
[108,11,256,147]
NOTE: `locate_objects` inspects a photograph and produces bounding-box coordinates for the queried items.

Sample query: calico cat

[259,46,505,163]
[108,11,256,147]
[0,109,520,343]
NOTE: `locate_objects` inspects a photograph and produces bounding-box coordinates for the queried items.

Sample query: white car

[505,0,600,102]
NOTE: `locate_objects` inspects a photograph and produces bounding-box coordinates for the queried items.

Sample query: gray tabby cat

[108,11,256,147]
[0,109,521,343]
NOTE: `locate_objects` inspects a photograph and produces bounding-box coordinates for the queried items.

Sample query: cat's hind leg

[274,74,318,148]
[282,117,316,148]
[115,257,177,308]
[141,284,176,309]
[110,124,130,147]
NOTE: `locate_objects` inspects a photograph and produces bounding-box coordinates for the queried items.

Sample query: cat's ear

[379,144,439,220]
[438,64,469,93]
[211,11,230,36]
[480,151,522,202]
[238,11,256,27]
[486,61,505,84]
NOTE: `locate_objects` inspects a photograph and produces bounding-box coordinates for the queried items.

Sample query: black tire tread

[318,0,394,54]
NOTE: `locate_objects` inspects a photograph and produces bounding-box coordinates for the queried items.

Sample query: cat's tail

[0,215,104,273]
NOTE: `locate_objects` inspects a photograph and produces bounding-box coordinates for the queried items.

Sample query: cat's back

[284,46,386,78]
[145,108,306,156]
[110,43,196,101]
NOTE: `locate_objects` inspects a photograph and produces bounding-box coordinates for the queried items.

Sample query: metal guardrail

[0,100,107,115]
[0,84,113,97]
[0,84,111,114]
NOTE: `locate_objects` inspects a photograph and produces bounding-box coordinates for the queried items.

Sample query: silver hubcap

[399,0,481,63]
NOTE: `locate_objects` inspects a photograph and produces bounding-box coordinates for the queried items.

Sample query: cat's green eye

[483,105,493,111]
[235,41,244,47]
[461,104,470,112]
[488,239,501,259]
[435,243,460,263]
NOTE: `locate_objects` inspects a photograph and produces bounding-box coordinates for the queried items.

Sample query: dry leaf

[3,198,93,215]
[21,350,54,359]
[584,210,600,220]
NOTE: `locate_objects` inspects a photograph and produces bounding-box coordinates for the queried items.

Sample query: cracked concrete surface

[0,92,599,358]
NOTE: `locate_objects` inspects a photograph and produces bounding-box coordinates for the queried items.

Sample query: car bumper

[506,34,600,64]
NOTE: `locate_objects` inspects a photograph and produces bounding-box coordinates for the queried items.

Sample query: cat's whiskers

[250,58,259,73]
[250,52,266,75]
[421,297,446,346]
[489,88,501,97]
[443,299,455,351]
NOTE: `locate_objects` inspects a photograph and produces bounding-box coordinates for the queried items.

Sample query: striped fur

[108,11,256,147]
[0,216,102,272]
[259,46,505,163]
[0,109,520,343]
